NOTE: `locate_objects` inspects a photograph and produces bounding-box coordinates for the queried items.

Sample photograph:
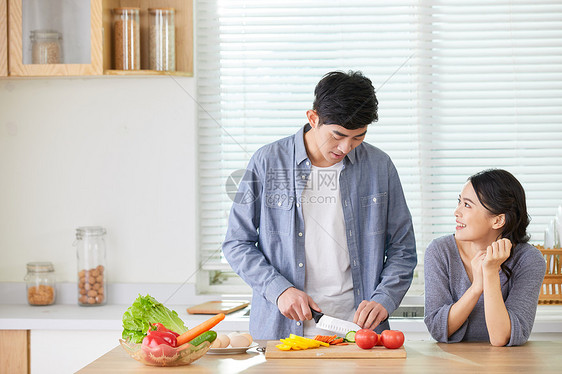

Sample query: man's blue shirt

[223,124,417,339]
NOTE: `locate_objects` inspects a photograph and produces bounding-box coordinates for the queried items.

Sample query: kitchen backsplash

[0,77,199,284]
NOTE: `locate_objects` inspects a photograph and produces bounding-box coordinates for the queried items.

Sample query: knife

[310,309,361,336]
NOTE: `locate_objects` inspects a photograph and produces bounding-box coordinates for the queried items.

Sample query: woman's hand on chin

[483,238,512,273]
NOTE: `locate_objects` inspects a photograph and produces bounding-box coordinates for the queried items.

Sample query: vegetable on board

[276,334,329,351]
[122,294,188,344]
[344,330,356,343]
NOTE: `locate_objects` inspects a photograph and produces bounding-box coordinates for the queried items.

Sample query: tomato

[380,330,405,349]
[354,329,378,349]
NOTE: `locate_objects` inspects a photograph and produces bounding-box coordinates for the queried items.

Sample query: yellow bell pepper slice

[280,338,307,349]
[276,333,331,351]
[290,334,330,347]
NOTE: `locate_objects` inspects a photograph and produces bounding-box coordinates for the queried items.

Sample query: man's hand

[277,287,321,321]
[353,300,388,330]
[483,238,512,273]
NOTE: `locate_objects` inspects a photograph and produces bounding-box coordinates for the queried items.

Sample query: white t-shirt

[301,161,355,337]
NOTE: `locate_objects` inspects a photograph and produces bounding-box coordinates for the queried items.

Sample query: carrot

[336,342,349,346]
[314,334,345,345]
[330,338,344,345]
[176,313,226,346]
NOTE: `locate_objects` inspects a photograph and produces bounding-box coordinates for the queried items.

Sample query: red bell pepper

[151,322,179,337]
[141,323,179,358]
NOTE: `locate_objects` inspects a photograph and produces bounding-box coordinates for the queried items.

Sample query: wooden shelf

[102,0,193,76]
[104,69,192,77]
[7,0,103,76]
[1,0,192,77]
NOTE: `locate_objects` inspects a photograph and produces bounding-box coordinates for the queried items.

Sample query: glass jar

[30,30,62,64]
[75,226,107,306]
[113,8,140,70]
[24,262,56,306]
[148,8,176,71]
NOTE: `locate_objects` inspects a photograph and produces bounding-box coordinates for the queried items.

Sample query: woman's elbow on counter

[489,336,510,347]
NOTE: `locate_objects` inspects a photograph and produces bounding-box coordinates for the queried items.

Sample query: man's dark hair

[312,71,378,130]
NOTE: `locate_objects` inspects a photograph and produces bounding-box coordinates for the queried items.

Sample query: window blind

[196,0,562,293]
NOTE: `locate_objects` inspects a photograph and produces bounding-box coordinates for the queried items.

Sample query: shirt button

[298,232,303,237]
[306,161,310,166]
[296,322,301,326]
[353,260,357,266]
[301,175,306,180]
[277,202,282,206]
[298,263,304,268]
[345,200,348,207]
[349,230,352,237]
[297,203,300,207]
[373,197,377,203]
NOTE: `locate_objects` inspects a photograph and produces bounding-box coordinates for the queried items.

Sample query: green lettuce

[121,294,188,343]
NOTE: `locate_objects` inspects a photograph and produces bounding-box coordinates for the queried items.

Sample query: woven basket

[536,246,562,304]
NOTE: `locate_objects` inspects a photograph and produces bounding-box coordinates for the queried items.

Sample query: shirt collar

[295,123,358,166]
[295,124,310,165]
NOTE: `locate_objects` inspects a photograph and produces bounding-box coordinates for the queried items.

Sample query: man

[222,71,417,339]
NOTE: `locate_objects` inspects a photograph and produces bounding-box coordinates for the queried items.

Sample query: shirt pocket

[264,193,294,236]
[361,192,387,236]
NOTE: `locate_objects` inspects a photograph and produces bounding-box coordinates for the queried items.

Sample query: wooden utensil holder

[536,246,562,304]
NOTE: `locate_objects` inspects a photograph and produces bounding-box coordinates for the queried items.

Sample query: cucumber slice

[344,330,356,343]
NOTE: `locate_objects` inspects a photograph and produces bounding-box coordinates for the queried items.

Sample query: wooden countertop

[78,340,562,373]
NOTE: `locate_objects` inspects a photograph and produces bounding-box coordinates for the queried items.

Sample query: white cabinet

[30,330,120,374]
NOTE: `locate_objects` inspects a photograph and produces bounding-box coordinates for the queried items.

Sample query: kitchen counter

[0,282,254,333]
[0,304,251,332]
[2,281,562,373]
[2,282,562,338]
[78,340,562,373]
[2,303,562,339]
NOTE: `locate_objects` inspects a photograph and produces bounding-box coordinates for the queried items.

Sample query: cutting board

[186,300,249,315]
[265,340,406,359]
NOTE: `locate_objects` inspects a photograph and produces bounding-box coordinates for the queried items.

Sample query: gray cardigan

[424,234,546,346]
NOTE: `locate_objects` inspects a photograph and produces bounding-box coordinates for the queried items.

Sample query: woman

[424,169,546,346]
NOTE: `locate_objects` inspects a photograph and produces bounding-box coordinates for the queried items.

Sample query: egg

[229,334,251,348]
[240,333,253,344]
[211,339,222,348]
[217,334,230,348]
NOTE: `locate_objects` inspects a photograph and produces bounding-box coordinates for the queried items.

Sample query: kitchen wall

[0,76,199,284]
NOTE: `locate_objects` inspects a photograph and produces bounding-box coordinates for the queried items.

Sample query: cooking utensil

[311,309,361,336]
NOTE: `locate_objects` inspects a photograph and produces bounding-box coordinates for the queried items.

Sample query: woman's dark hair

[312,71,378,130]
[468,168,530,279]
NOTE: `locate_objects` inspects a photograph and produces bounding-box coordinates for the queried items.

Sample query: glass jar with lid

[113,7,140,70]
[24,262,56,306]
[30,30,63,64]
[148,8,176,71]
[75,226,107,306]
